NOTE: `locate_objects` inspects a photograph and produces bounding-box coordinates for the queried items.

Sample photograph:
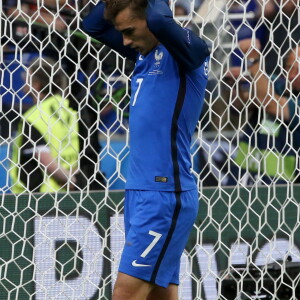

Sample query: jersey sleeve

[81,1,137,62]
[146,0,210,71]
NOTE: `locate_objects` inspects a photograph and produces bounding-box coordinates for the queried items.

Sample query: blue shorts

[119,189,199,288]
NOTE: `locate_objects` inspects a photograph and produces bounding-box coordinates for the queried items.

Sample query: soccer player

[82,0,210,299]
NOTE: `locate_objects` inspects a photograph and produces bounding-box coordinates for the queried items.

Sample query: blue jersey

[82,0,210,192]
[127,46,208,191]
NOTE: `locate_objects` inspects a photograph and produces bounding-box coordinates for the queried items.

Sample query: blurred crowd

[1,0,107,192]
[198,0,300,186]
[0,0,299,191]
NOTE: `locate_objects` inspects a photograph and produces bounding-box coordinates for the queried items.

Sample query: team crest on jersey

[154,50,163,66]
[148,49,164,75]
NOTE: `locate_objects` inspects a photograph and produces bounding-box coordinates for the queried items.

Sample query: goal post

[0,0,300,299]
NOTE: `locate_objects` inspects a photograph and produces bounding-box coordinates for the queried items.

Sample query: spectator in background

[97,76,130,134]
[228,40,300,186]
[223,0,300,186]
[0,52,36,140]
[229,0,269,70]
[258,0,299,75]
[229,0,299,75]
[84,45,134,134]
[10,58,79,193]
[0,0,68,140]
[2,0,106,191]
[4,0,69,31]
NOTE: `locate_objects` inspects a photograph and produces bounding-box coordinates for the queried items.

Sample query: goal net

[0,0,299,299]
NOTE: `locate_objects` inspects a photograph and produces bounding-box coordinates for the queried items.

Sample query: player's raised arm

[146,0,210,71]
[81,1,137,61]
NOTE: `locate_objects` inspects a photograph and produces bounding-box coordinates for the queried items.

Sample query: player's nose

[123,36,132,47]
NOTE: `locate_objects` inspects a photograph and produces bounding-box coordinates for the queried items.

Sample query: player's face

[286,46,300,92]
[114,7,159,56]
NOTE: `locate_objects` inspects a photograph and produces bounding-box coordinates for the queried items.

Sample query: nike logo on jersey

[132,260,151,267]
[139,55,143,61]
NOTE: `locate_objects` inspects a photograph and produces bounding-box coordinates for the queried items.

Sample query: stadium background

[0,0,300,299]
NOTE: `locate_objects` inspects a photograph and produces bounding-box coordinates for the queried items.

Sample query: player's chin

[139,48,150,56]
[135,47,142,54]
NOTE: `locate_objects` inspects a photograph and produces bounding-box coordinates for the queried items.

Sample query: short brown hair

[104,0,148,22]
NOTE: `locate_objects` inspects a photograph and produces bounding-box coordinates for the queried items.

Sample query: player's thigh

[112,272,153,300]
[120,189,198,287]
[147,284,178,300]
[119,190,177,287]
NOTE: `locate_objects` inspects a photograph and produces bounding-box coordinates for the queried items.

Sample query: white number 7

[141,230,162,258]
[132,78,143,106]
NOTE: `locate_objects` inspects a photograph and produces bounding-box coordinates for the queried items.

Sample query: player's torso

[126,44,208,191]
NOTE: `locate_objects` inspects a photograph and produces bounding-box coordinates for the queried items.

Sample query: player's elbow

[184,45,210,71]
[181,59,202,72]
[196,39,210,59]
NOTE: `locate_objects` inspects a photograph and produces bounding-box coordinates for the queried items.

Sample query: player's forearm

[146,0,209,71]
[81,1,137,61]
[82,1,112,39]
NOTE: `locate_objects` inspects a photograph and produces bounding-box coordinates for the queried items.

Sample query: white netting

[0,0,299,299]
